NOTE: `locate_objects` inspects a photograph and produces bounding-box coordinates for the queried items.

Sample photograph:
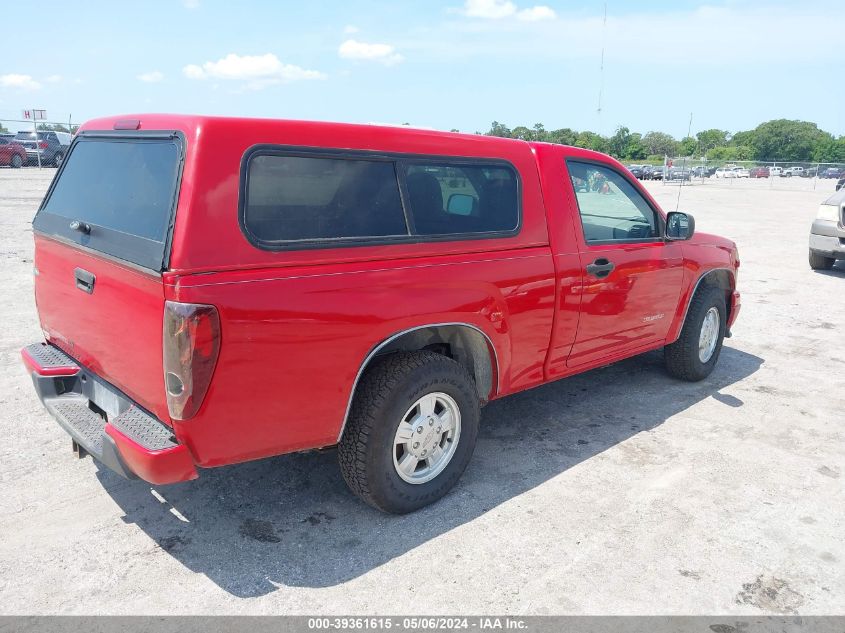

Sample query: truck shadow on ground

[97,345,762,598]
[813,261,845,276]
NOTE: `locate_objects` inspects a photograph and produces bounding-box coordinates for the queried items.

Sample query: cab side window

[567,161,659,243]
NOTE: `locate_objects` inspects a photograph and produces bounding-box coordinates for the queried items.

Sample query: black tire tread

[338,351,476,512]
[808,250,835,271]
[665,285,725,382]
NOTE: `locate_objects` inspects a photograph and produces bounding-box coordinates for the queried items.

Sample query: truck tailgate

[34,236,170,423]
[30,132,184,426]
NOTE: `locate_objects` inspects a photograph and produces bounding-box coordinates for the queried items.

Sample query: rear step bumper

[22,342,198,485]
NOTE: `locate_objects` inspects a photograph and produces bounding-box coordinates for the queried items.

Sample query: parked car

[769,166,783,177]
[809,188,845,270]
[667,168,691,181]
[782,166,804,177]
[21,114,741,514]
[13,130,72,167]
[732,167,750,178]
[0,137,27,168]
[749,167,769,178]
[627,164,645,179]
[713,167,735,178]
[837,175,845,191]
[821,167,844,179]
[648,166,664,180]
[690,166,715,178]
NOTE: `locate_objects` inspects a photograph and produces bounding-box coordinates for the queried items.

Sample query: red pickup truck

[22,114,740,513]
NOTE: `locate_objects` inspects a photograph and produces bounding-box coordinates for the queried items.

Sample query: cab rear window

[34,136,183,270]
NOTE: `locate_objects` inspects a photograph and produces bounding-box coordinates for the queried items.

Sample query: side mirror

[666,211,695,240]
[447,193,475,216]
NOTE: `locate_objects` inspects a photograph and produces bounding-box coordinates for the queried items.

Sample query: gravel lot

[0,169,842,615]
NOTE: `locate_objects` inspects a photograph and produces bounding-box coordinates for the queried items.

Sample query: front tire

[338,351,480,514]
[665,286,727,382]
[10,154,22,168]
[53,152,64,168]
[809,250,835,271]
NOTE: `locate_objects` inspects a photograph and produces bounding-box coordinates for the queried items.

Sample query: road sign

[22,109,47,120]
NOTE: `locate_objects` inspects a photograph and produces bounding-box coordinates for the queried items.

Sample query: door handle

[74,268,95,294]
[585,258,615,278]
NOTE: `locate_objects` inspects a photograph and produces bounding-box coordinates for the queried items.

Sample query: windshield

[35,136,182,269]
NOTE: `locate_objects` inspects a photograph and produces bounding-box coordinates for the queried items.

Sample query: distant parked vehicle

[627,165,645,179]
[749,167,769,178]
[821,167,844,179]
[769,166,783,177]
[782,166,804,177]
[809,188,845,270]
[649,166,664,180]
[713,166,747,178]
[0,137,27,168]
[667,168,691,181]
[837,176,845,191]
[13,130,72,167]
[801,167,818,178]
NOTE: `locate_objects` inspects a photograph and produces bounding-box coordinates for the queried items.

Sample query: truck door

[564,159,684,367]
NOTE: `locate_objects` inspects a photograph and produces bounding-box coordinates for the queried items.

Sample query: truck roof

[79,113,533,152]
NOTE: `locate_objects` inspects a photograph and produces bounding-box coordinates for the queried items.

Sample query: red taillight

[38,141,48,149]
[163,301,221,421]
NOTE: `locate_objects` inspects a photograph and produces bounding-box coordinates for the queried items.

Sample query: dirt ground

[0,169,842,615]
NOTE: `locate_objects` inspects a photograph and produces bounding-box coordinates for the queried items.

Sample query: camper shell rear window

[33,132,184,271]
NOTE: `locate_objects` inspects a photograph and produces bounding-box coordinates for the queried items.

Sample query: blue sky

[1,0,843,138]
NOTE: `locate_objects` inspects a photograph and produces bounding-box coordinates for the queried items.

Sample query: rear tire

[10,154,22,168]
[809,250,835,271]
[338,351,480,514]
[665,286,727,382]
[53,152,64,168]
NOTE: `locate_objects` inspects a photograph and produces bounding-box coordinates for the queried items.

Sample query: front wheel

[665,286,727,382]
[10,154,22,168]
[53,152,64,167]
[809,250,835,271]
[338,351,480,514]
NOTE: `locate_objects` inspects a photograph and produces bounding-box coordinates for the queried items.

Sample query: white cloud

[182,0,200,8]
[0,74,41,90]
[338,39,404,65]
[343,25,359,34]
[464,0,517,18]
[182,53,326,89]
[461,0,555,21]
[517,5,555,21]
[137,71,164,83]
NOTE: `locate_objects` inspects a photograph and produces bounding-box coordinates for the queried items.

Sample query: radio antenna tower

[596,3,607,116]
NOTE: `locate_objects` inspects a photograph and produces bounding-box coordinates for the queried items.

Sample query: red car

[22,114,741,513]
[749,166,770,178]
[0,137,26,168]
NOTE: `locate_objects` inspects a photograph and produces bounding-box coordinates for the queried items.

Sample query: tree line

[479,119,845,164]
